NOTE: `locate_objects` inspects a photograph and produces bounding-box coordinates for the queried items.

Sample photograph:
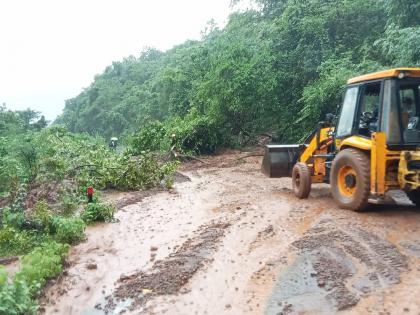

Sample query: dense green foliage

[57,0,420,150]
[0,226,46,257]
[0,242,69,315]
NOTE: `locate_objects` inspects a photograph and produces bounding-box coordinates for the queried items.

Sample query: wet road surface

[40,151,420,315]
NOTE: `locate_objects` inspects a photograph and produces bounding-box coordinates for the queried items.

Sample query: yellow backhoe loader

[262,68,420,211]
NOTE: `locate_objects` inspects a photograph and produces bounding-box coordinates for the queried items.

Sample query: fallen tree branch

[182,154,209,164]
[170,148,209,164]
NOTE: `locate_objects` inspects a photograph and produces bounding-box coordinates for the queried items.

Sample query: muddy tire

[330,148,370,211]
[406,190,420,207]
[292,163,311,199]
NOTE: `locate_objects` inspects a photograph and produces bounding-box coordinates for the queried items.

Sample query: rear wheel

[292,162,311,199]
[406,190,420,207]
[331,148,370,211]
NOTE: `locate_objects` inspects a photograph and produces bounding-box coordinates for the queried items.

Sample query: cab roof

[347,68,420,84]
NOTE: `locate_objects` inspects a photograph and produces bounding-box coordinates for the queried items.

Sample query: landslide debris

[100,220,231,313]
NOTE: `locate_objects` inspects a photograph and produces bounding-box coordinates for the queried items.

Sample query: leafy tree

[57,0,420,147]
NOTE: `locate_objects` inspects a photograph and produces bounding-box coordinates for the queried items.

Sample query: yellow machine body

[298,127,420,197]
[261,68,420,209]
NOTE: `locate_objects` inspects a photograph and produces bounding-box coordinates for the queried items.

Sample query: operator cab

[335,69,420,148]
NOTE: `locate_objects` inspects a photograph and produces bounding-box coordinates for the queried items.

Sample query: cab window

[400,80,420,143]
[381,80,401,143]
[336,87,359,138]
[358,82,381,137]
[400,85,417,129]
[381,78,420,145]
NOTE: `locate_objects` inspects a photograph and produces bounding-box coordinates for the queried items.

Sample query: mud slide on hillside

[40,150,420,315]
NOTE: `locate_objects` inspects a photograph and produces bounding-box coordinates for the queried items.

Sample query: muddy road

[41,151,420,315]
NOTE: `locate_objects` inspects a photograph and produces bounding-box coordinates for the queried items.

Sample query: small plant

[164,176,175,189]
[81,202,115,224]
[52,217,86,245]
[159,161,179,188]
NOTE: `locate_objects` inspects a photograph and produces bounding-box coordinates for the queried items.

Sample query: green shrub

[0,156,24,194]
[1,207,25,229]
[112,154,178,190]
[167,114,224,155]
[31,200,52,230]
[17,141,39,181]
[129,121,166,154]
[14,241,69,295]
[9,181,28,213]
[52,217,86,245]
[0,241,69,314]
[59,194,79,217]
[0,268,37,315]
[129,113,225,156]
[81,202,116,224]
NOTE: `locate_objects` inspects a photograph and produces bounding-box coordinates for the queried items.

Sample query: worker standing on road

[170,133,179,158]
[109,137,118,150]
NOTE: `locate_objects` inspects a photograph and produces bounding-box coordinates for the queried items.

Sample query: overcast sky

[0,0,238,121]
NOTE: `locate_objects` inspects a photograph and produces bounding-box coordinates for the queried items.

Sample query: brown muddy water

[36,151,420,315]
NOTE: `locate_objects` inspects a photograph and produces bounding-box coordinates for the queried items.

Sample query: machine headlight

[398,71,411,79]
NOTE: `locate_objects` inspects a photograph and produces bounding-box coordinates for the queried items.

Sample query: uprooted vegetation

[0,110,179,313]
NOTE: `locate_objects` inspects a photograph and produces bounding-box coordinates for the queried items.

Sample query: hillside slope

[57,0,420,147]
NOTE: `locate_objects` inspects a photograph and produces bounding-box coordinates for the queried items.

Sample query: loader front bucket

[261,144,304,178]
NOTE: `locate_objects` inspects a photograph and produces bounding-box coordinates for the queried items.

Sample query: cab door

[335,86,360,139]
[335,81,383,140]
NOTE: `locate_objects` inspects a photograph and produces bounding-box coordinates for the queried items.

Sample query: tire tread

[292,162,312,199]
[331,148,370,211]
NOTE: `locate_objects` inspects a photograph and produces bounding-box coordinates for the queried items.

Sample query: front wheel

[292,162,312,199]
[330,149,370,211]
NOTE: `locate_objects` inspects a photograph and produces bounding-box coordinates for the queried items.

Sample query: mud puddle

[99,220,231,313]
[267,216,409,314]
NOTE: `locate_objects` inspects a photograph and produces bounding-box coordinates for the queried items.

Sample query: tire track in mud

[99,220,232,313]
[266,217,409,314]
